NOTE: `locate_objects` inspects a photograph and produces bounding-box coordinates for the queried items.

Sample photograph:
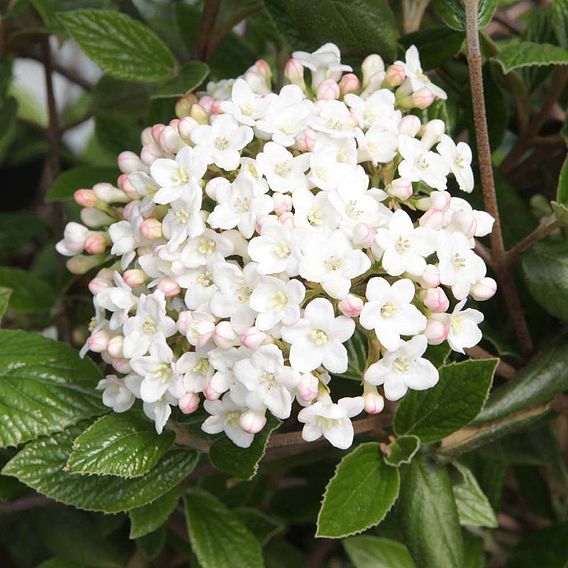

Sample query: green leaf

[3,424,197,513]
[0,330,104,447]
[385,435,420,467]
[47,166,119,202]
[556,155,568,204]
[67,413,175,478]
[551,202,568,226]
[432,0,497,31]
[552,0,568,47]
[0,96,18,142]
[152,61,209,98]
[92,76,149,116]
[452,462,497,528]
[95,111,141,155]
[0,212,48,260]
[394,359,498,443]
[58,9,177,82]
[0,267,55,312]
[0,287,11,322]
[316,442,400,538]
[522,240,568,321]
[507,522,568,568]
[494,41,568,73]
[209,414,281,480]
[136,526,165,561]
[263,0,397,61]
[397,457,464,568]
[129,487,179,539]
[184,488,263,568]
[236,507,283,544]
[343,536,415,568]
[400,28,464,70]
[339,329,367,380]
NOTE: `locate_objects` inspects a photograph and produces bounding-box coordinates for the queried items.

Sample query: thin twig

[191,0,222,61]
[465,0,533,357]
[465,346,517,379]
[506,218,560,265]
[0,494,52,514]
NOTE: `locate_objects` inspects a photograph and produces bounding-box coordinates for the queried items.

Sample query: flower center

[308,207,323,226]
[380,301,398,319]
[324,256,343,272]
[175,208,190,224]
[394,236,411,254]
[234,196,250,213]
[275,241,291,258]
[417,154,430,170]
[345,200,363,219]
[453,253,466,268]
[393,356,411,373]
[271,290,288,310]
[143,319,157,333]
[240,103,254,116]
[197,270,212,287]
[198,237,215,255]
[274,161,292,177]
[310,328,328,345]
[192,359,210,376]
[225,410,241,426]
[214,137,230,150]
[260,372,276,389]
[175,167,189,185]
[237,284,252,303]
[455,153,465,168]
[451,316,463,334]
[154,363,171,381]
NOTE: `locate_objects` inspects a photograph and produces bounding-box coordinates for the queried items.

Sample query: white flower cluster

[57,44,496,450]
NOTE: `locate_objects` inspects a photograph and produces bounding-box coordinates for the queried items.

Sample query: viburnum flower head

[58,42,494,451]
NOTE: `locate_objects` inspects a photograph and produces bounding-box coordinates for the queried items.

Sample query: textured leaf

[398,457,464,568]
[67,413,175,478]
[385,435,420,467]
[522,240,568,321]
[129,488,179,539]
[3,424,197,513]
[0,330,104,447]
[264,0,397,61]
[209,414,281,480]
[58,10,176,82]
[0,287,11,322]
[236,508,283,544]
[316,442,400,538]
[0,212,48,260]
[552,0,568,47]
[343,536,415,568]
[0,267,55,312]
[432,0,497,31]
[153,61,209,98]
[339,329,368,380]
[184,488,263,568]
[95,111,142,155]
[394,359,498,443]
[47,166,119,202]
[400,28,464,70]
[452,462,497,528]
[557,156,568,204]
[494,41,568,73]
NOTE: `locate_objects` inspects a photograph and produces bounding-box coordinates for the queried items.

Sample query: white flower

[282,298,355,373]
[180,229,233,268]
[398,135,450,191]
[202,394,254,448]
[256,142,311,193]
[162,191,205,251]
[345,89,400,129]
[359,277,426,351]
[178,310,216,348]
[292,43,352,87]
[234,344,300,419]
[434,299,484,353]
[249,276,305,330]
[175,350,214,393]
[308,139,356,191]
[293,189,341,230]
[143,397,174,434]
[358,124,399,165]
[364,335,438,400]
[297,394,364,449]
[191,114,253,171]
[96,272,137,330]
[309,100,357,138]
[56,222,89,256]
[220,78,270,125]
[400,45,447,100]
[437,135,474,193]
[97,375,136,412]
[375,209,437,276]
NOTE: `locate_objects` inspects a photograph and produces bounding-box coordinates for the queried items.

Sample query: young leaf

[316,442,400,538]
[152,61,209,98]
[384,435,420,467]
[184,488,263,568]
[394,359,498,443]
[3,424,197,513]
[0,287,11,322]
[343,536,415,568]
[58,10,177,82]
[46,166,119,202]
[67,413,175,478]
[0,267,55,312]
[452,462,497,528]
[432,0,497,31]
[397,457,464,568]
[129,487,179,539]
[494,41,568,73]
[208,414,281,480]
[0,330,104,448]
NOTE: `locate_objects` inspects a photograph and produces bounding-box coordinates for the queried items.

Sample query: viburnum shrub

[57,43,496,449]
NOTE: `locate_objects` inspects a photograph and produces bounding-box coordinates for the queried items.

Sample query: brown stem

[191,0,222,61]
[465,0,533,357]
[474,240,495,270]
[465,346,517,379]
[506,218,560,265]
[0,494,52,514]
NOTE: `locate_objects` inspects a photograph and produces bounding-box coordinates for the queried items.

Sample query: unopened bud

[338,294,364,318]
[151,124,165,142]
[352,223,376,247]
[420,120,445,150]
[141,143,161,166]
[141,127,154,146]
[118,151,146,173]
[158,125,184,154]
[273,193,293,215]
[213,321,240,349]
[279,211,294,228]
[398,115,421,137]
[388,178,413,200]
[430,190,451,211]
[420,265,440,288]
[123,269,147,287]
[241,327,267,350]
[179,392,200,414]
[93,182,128,204]
[470,277,497,301]
[361,54,385,89]
[412,88,436,110]
[74,189,98,207]
[84,233,109,255]
[157,277,180,298]
[66,254,105,275]
[141,218,163,240]
[190,104,209,125]
[204,372,230,400]
[254,59,272,81]
[118,174,141,200]
[107,335,124,358]
[363,384,385,415]
[317,79,340,100]
[111,357,131,374]
[284,58,305,86]
[88,329,110,352]
[240,410,267,434]
[419,208,445,230]
[88,268,114,295]
[297,373,319,402]
[339,73,360,95]
[422,287,450,313]
[424,317,449,345]
[383,63,406,88]
[451,209,477,238]
[176,94,198,118]
[296,128,316,151]
[178,116,198,141]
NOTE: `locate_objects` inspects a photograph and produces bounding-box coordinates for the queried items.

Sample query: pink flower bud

[422,287,450,313]
[107,335,124,358]
[352,223,376,248]
[338,294,364,318]
[204,373,229,400]
[254,59,272,81]
[111,357,131,374]
[284,58,304,84]
[88,329,110,352]
[179,392,200,414]
[420,265,440,288]
[296,128,317,151]
[66,254,106,275]
[430,190,451,211]
[88,268,114,295]
[412,88,436,110]
[383,63,406,88]
[158,125,183,154]
[74,189,98,207]
[389,178,413,200]
[151,124,165,142]
[317,79,340,100]
[213,321,240,349]
[240,410,267,434]
[363,385,385,415]
[84,233,108,255]
[278,211,295,228]
[451,209,477,238]
[141,143,161,166]
[339,73,360,95]
[141,127,154,146]
[470,277,497,301]
[118,151,145,173]
[273,193,292,215]
[419,208,445,230]
[424,317,450,345]
[123,269,147,287]
[118,175,141,200]
[140,218,163,240]
[93,182,128,204]
[420,119,445,149]
[398,115,421,137]
[178,116,198,140]
[241,327,267,350]
[158,277,180,298]
[190,104,209,125]
[198,95,215,114]
[297,373,319,402]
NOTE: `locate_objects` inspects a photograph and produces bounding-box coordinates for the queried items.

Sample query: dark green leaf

[385,435,420,467]
[0,287,11,322]
[236,507,283,544]
[136,526,165,561]
[95,111,142,155]
[339,329,367,380]
[343,536,415,568]
[400,28,464,70]
[47,166,119,202]
[67,413,175,478]
[452,462,497,527]
[432,0,497,31]
[398,457,464,568]
[184,488,263,568]
[552,0,568,47]
[494,41,568,74]
[0,330,104,447]
[556,155,568,204]
[129,488,179,539]
[316,442,400,538]
[58,9,177,82]
[0,96,18,141]
[153,61,209,98]
[0,212,48,260]
[507,522,568,568]
[0,267,55,312]
[92,76,149,116]
[394,359,498,443]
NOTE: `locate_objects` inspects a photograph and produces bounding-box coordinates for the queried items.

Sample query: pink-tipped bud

[190,104,209,125]
[317,79,340,100]
[471,277,497,301]
[151,124,165,142]
[388,178,413,200]
[84,233,108,255]
[424,317,450,345]
[141,143,161,166]
[158,277,180,298]
[285,58,305,85]
[178,116,198,141]
[398,115,422,137]
[296,128,317,152]
[213,321,240,349]
[240,410,267,434]
[198,95,214,114]
[141,127,154,146]
[420,265,440,289]
[88,329,110,353]
[420,119,446,149]
[297,373,319,402]
[254,59,272,81]
[74,189,98,208]
[419,208,445,230]
[118,151,146,173]
[123,269,147,287]
[204,373,230,401]
[107,335,124,358]
[361,54,385,89]
[338,294,364,318]
[141,218,163,240]
[93,182,128,204]
[241,327,267,350]
[118,175,141,200]
[339,73,360,95]
[111,357,131,374]
[273,193,293,215]
[383,63,406,88]
[430,190,451,212]
[67,254,105,275]
[422,287,450,313]
[88,268,114,295]
[451,210,477,238]
[278,211,295,228]
[81,208,113,228]
[158,125,183,154]
[363,385,385,415]
[352,222,376,248]
[179,392,200,414]
[413,88,436,110]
